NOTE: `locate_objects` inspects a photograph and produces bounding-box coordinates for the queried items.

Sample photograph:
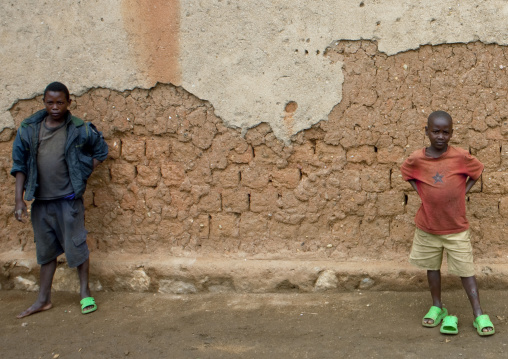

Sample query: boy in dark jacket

[11,82,108,318]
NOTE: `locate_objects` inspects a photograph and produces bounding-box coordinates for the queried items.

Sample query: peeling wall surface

[3,1,508,139]
[2,1,508,291]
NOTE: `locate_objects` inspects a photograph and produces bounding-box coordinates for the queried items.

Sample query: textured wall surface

[2,2,508,292]
[2,41,508,263]
[3,1,508,140]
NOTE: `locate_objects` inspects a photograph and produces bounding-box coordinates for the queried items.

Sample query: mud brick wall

[1,41,508,263]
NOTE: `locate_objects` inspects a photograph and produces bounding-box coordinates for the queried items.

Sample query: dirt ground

[1,290,507,359]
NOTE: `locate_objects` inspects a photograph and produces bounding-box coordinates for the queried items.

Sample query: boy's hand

[14,201,28,223]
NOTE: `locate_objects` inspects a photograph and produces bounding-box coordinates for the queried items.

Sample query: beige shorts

[409,228,475,277]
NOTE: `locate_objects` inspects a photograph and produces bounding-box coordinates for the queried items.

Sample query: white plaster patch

[2,1,508,141]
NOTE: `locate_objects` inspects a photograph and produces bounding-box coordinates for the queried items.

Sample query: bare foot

[17,302,53,319]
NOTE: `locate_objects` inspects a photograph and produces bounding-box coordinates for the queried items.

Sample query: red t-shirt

[400,146,484,235]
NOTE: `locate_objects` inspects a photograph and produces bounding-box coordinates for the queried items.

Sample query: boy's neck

[44,112,68,128]
[425,145,449,158]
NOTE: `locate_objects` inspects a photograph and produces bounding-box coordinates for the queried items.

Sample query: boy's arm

[87,123,108,163]
[465,175,480,194]
[93,158,101,170]
[408,179,419,194]
[14,172,27,222]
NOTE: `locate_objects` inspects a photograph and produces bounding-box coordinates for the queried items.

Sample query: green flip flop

[422,306,448,327]
[440,315,458,335]
[80,297,98,314]
[473,314,495,336]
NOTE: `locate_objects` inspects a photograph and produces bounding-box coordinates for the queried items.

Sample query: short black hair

[44,82,70,101]
[427,111,452,126]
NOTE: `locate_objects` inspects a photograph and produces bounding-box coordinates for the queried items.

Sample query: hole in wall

[285,101,298,113]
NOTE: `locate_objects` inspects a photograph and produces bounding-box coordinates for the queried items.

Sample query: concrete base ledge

[1,251,507,293]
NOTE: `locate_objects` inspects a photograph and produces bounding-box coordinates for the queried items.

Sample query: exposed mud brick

[186,157,212,185]
[346,145,376,165]
[87,164,110,187]
[377,145,405,164]
[376,191,405,216]
[315,141,346,164]
[7,44,508,268]
[161,162,186,187]
[222,189,249,213]
[467,194,501,220]
[190,185,210,202]
[146,138,171,160]
[93,187,116,208]
[467,130,489,150]
[210,213,239,238]
[169,190,193,212]
[269,221,298,241]
[277,190,305,210]
[270,168,301,189]
[294,177,319,202]
[337,189,367,215]
[290,142,318,166]
[241,165,270,189]
[191,213,210,240]
[483,171,508,194]
[499,197,508,218]
[389,215,415,245]
[391,170,410,192]
[106,138,121,160]
[479,219,508,247]
[191,121,217,150]
[244,123,271,146]
[501,144,508,169]
[110,163,136,184]
[335,169,361,191]
[121,139,145,162]
[136,165,161,187]
[360,217,390,241]
[474,142,501,169]
[404,192,421,217]
[157,219,186,239]
[331,217,361,243]
[169,140,200,165]
[197,191,221,213]
[272,210,306,225]
[120,191,138,210]
[250,187,279,213]
[239,212,269,239]
[229,146,254,164]
[254,144,283,165]
[212,166,241,189]
[360,168,390,193]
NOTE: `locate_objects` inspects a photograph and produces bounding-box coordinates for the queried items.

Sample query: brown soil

[1,290,507,358]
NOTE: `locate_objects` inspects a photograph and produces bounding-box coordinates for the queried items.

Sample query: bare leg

[461,276,493,333]
[424,270,442,325]
[77,258,94,312]
[17,259,57,319]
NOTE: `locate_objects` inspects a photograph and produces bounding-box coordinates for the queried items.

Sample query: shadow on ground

[1,290,507,358]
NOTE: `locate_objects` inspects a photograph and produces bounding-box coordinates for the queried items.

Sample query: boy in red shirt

[401,111,495,336]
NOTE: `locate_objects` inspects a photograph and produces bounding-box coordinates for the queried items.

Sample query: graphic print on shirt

[432,172,444,184]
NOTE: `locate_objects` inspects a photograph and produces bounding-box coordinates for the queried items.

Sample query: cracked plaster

[2,0,508,141]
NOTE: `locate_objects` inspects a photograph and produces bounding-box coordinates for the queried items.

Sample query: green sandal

[473,314,495,336]
[440,315,458,335]
[80,297,98,314]
[422,306,448,327]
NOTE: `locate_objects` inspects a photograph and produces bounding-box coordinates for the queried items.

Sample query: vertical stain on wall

[122,0,181,85]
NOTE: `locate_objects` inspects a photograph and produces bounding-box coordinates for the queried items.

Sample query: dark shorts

[31,198,89,268]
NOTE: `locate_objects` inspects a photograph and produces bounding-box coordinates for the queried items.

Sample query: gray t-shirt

[35,117,74,199]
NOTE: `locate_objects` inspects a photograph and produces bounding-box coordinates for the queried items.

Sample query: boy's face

[425,116,453,152]
[43,91,71,122]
